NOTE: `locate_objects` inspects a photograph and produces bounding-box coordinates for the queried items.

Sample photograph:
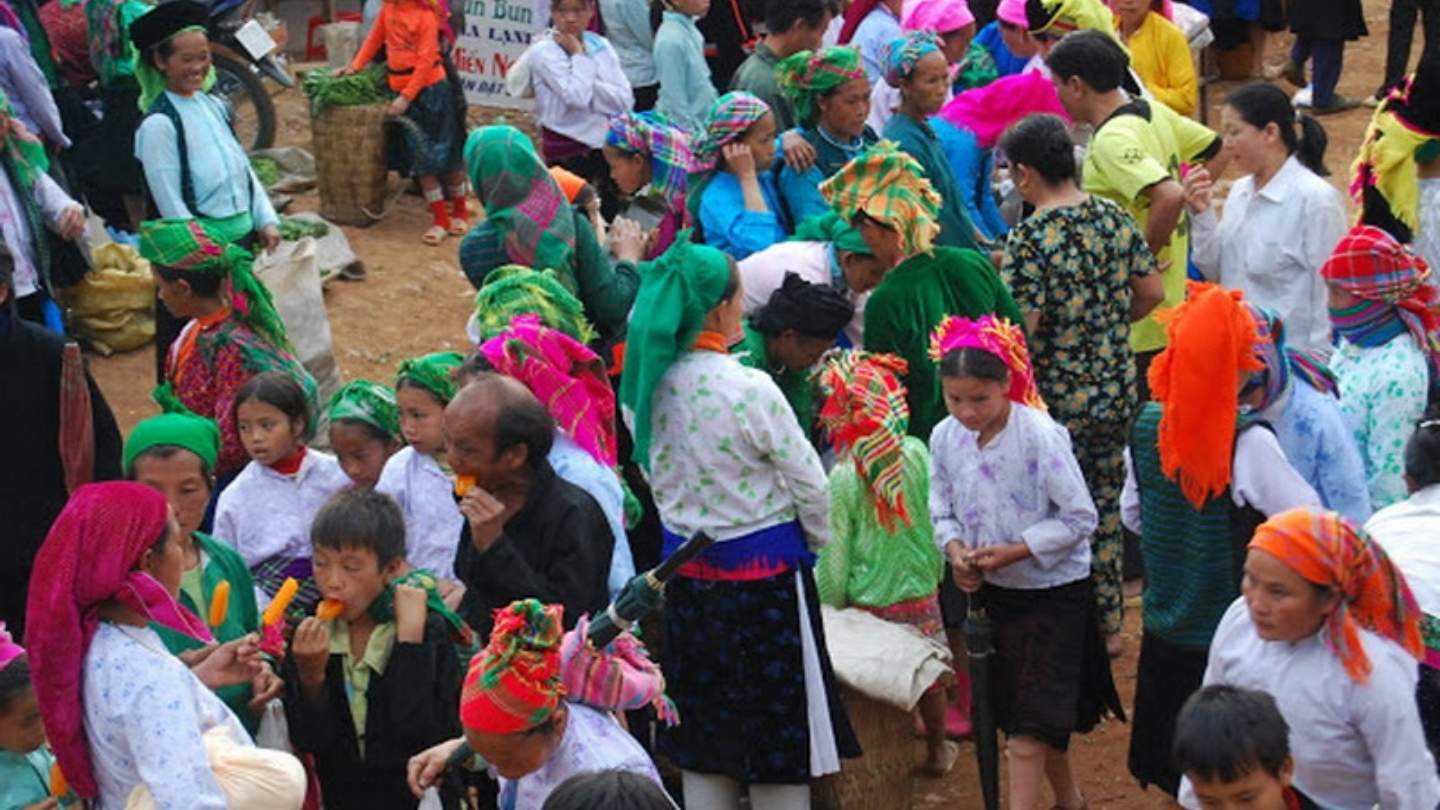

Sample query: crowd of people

[3,0,1440,807]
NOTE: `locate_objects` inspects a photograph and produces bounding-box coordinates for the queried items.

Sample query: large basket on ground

[312,101,388,226]
[813,688,915,810]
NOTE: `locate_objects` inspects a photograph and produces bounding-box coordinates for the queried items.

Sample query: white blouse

[928,404,1098,590]
[1180,599,1440,810]
[1365,484,1440,619]
[84,623,250,810]
[738,240,869,348]
[375,446,464,581]
[212,450,350,568]
[529,33,634,148]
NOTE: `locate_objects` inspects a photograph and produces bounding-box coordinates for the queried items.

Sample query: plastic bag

[124,726,305,809]
[56,242,155,355]
[254,699,291,752]
[254,238,344,446]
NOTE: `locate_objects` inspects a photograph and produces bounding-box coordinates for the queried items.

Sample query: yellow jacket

[1120,11,1198,117]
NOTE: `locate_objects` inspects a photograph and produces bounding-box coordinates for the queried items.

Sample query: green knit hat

[123,412,222,474]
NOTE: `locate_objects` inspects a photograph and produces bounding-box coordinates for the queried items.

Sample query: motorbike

[206,0,294,151]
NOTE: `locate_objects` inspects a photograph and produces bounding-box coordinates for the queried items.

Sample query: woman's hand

[968,543,1032,573]
[394,584,428,643]
[258,224,281,253]
[781,130,817,173]
[407,737,465,798]
[247,661,284,712]
[191,634,265,689]
[609,217,647,262]
[722,142,757,179]
[54,204,85,241]
[291,617,331,698]
[945,541,984,593]
[333,66,356,78]
[554,30,583,56]
[1181,166,1213,215]
[386,96,411,118]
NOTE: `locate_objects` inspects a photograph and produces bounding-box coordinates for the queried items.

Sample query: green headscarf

[617,233,734,470]
[0,88,47,176]
[328,380,400,439]
[472,265,597,345]
[395,352,466,404]
[792,211,872,255]
[463,126,577,275]
[122,412,222,474]
[775,46,866,129]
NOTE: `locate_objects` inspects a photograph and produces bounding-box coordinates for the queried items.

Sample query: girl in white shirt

[927,314,1121,810]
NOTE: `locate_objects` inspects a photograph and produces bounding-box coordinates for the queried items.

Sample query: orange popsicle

[454,474,475,498]
[261,577,300,627]
[208,580,231,628]
[50,760,68,797]
[316,599,346,621]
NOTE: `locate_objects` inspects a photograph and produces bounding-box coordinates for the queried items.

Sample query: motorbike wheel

[211,52,277,151]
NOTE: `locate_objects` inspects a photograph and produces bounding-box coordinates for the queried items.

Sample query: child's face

[1189,759,1295,810]
[942,374,1012,435]
[740,112,778,171]
[312,544,403,622]
[133,450,212,539]
[603,146,651,196]
[330,421,398,490]
[551,0,593,37]
[237,398,303,467]
[398,386,448,455]
[0,687,44,754]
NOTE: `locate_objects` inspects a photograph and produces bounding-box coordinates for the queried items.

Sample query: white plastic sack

[254,238,343,446]
[820,605,953,712]
[125,726,305,809]
[254,699,291,752]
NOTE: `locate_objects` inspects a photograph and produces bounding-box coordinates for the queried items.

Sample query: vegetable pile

[302,63,389,117]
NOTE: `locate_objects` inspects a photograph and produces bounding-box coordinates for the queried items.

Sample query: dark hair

[330,417,394,445]
[234,372,310,436]
[767,0,829,32]
[0,655,31,716]
[127,444,215,481]
[541,770,675,810]
[1405,406,1440,489]
[999,114,1077,185]
[1173,685,1291,783]
[311,488,408,569]
[395,376,450,407]
[753,272,855,339]
[938,347,1010,382]
[492,382,556,471]
[1045,30,1129,93]
[1225,82,1329,177]
[153,264,224,298]
[456,353,497,387]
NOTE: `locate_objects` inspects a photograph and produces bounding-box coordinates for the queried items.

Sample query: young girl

[688,91,787,260]
[927,314,1122,810]
[340,0,469,246]
[604,110,695,258]
[213,372,350,618]
[652,0,717,133]
[376,352,467,592]
[0,623,72,808]
[328,379,403,490]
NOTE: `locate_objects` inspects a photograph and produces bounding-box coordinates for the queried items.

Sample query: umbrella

[964,590,1000,810]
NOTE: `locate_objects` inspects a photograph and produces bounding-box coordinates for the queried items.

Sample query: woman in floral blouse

[998,114,1162,649]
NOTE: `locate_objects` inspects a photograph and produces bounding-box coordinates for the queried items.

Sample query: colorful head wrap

[939,71,1071,149]
[1242,303,1339,413]
[1350,61,1440,244]
[26,482,215,798]
[689,91,772,173]
[821,141,944,258]
[929,315,1045,409]
[617,234,734,470]
[559,614,676,723]
[882,31,943,88]
[774,46,867,129]
[464,126,577,274]
[902,0,975,34]
[480,314,618,467]
[327,380,401,439]
[605,111,695,220]
[0,622,23,671]
[791,211,873,255]
[1146,283,1262,511]
[122,412,223,475]
[471,265,597,347]
[395,352,466,404]
[1025,0,1117,35]
[461,599,565,734]
[1250,507,1424,683]
[816,351,913,531]
[1321,224,1440,369]
[138,218,295,355]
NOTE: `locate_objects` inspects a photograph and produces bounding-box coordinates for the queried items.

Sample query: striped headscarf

[882,30,944,88]
[775,46,867,129]
[327,380,401,439]
[1250,507,1424,683]
[1243,303,1339,413]
[929,314,1045,409]
[464,126,577,274]
[461,599,565,734]
[821,141,943,258]
[1321,224,1440,370]
[606,111,695,222]
[395,352,465,405]
[689,91,772,173]
[816,351,913,531]
[471,265,597,346]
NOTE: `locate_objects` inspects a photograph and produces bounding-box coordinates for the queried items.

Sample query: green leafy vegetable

[302,64,389,117]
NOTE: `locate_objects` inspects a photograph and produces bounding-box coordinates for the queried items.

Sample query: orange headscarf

[1146,283,1262,510]
[1250,507,1424,683]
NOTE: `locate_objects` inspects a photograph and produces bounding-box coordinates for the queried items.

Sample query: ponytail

[1294,113,1330,177]
[1225,82,1330,177]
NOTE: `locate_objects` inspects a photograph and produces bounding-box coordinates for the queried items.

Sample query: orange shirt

[350,0,446,100]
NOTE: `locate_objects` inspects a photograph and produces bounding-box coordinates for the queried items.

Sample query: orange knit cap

[548,166,589,205]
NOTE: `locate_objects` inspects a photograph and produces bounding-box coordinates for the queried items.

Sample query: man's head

[444,373,556,491]
[1046,30,1130,124]
[767,0,833,54]
[1174,685,1296,810]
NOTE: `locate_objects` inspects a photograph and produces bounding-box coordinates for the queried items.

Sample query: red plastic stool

[305,11,363,62]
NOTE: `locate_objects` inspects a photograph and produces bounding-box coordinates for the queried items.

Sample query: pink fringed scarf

[929,314,1046,409]
[939,71,1071,149]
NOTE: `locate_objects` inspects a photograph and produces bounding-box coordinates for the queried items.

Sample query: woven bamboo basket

[813,688,915,810]
[312,101,388,226]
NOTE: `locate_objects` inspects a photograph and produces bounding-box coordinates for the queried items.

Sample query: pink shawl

[939,70,1071,149]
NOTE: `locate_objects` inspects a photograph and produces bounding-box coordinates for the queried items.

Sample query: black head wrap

[753,272,855,340]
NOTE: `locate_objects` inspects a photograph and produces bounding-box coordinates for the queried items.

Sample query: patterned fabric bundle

[1250,507,1424,683]
[1147,283,1262,510]
[820,141,944,258]
[395,352,465,404]
[815,350,913,531]
[1350,64,1440,244]
[901,0,975,34]
[368,569,474,648]
[327,380,400,439]
[1024,0,1117,36]
[471,265,597,346]
[791,211,872,255]
[559,614,677,724]
[774,46,866,129]
[1243,303,1339,412]
[463,126,577,274]
[1321,224,1440,370]
[479,314,618,467]
[881,30,943,88]
[605,111,695,221]
[689,91,771,173]
[939,71,1071,149]
[461,599,565,734]
[122,411,222,474]
[0,621,22,670]
[928,314,1046,409]
[25,483,215,798]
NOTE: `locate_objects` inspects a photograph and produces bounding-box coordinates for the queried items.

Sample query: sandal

[422,225,448,246]
[919,741,960,778]
[448,217,470,237]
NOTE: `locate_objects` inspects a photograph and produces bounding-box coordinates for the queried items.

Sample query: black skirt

[985,578,1124,752]
[1127,631,1209,795]
[659,567,861,784]
[1418,662,1440,771]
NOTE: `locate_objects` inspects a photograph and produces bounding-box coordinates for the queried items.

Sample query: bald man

[445,374,615,641]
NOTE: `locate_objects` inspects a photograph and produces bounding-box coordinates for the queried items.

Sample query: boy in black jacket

[283,489,463,808]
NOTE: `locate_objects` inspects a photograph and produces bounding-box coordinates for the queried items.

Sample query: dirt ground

[85,1,1407,806]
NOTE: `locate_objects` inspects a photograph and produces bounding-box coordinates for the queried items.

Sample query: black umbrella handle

[651,531,716,583]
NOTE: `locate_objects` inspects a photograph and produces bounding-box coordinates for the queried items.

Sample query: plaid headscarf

[1243,303,1339,413]
[464,126,577,274]
[882,31,943,88]
[606,111,695,222]
[480,314,618,467]
[821,141,943,258]
[461,599,565,734]
[791,211,872,255]
[689,91,772,173]
[1350,66,1440,243]
[1147,283,1262,511]
[775,46,866,129]
[395,352,465,404]
[1025,0,1116,36]
[1251,507,1424,683]
[816,351,913,531]
[929,314,1045,409]
[1321,224,1440,369]
[327,380,400,439]
[471,265,597,346]
[122,412,222,474]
